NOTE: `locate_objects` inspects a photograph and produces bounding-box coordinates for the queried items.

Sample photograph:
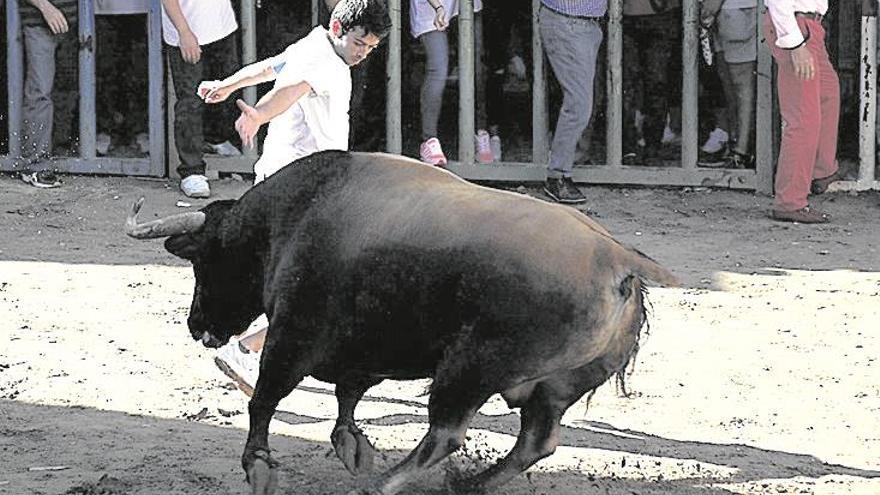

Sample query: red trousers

[764,14,839,211]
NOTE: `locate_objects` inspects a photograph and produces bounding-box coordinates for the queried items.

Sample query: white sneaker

[214,339,260,397]
[701,127,729,154]
[208,140,242,157]
[661,125,681,146]
[135,133,150,154]
[475,130,493,164]
[419,137,447,166]
[508,55,527,81]
[490,135,502,162]
[180,174,210,198]
[96,133,111,156]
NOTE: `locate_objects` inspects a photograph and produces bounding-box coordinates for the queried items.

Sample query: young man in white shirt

[763,0,840,223]
[162,0,240,199]
[196,0,391,396]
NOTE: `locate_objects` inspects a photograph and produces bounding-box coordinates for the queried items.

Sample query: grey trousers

[539,7,602,177]
[21,25,75,164]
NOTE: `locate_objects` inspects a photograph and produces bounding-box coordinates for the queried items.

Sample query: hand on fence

[235,99,263,149]
[39,3,69,34]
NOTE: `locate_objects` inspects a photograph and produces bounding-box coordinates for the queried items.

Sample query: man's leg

[812,32,840,182]
[21,26,58,163]
[202,34,240,150]
[167,44,207,178]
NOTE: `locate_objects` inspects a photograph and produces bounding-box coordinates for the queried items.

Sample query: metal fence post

[458,0,475,165]
[78,0,97,162]
[386,0,402,154]
[860,5,878,185]
[6,1,23,160]
[681,0,699,169]
[531,0,548,165]
[606,0,623,168]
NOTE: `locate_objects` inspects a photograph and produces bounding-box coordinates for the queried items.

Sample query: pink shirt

[764,0,828,48]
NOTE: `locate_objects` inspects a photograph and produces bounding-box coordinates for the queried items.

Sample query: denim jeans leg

[167,44,207,178]
[22,26,58,164]
[539,8,602,177]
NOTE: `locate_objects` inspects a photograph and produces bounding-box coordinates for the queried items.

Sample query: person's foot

[419,137,447,167]
[698,145,728,167]
[204,140,242,157]
[490,134,503,162]
[475,130,494,164]
[811,171,841,195]
[701,127,729,154]
[21,170,61,188]
[543,177,587,204]
[214,339,260,397]
[180,174,211,198]
[724,150,755,169]
[770,206,830,224]
[96,133,111,156]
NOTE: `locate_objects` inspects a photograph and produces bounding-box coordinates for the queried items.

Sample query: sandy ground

[1,172,879,495]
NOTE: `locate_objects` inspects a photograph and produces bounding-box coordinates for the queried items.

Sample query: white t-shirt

[410,0,483,38]
[253,26,352,183]
[161,0,237,47]
[722,0,757,9]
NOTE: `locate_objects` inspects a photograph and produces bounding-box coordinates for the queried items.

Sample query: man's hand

[178,29,201,64]
[234,99,264,149]
[39,3,69,34]
[790,45,815,81]
[433,5,448,31]
[198,80,233,103]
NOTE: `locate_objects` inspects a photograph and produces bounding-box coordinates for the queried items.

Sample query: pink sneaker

[475,130,493,164]
[419,137,447,166]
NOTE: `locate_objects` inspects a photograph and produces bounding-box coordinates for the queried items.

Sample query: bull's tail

[626,248,679,287]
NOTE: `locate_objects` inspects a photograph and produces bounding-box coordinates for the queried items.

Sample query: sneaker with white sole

[701,127,729,154]
[419,137,447,166]
[206,140,242,157]
[180,174,210,198]
[21,170,61,188]
[490,135,502,162]
[214,338,260,397]
[475,130,493,164]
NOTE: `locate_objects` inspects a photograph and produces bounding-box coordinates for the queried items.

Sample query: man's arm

[161,0,201,63]
[764,0,815,80]
[27,0,68,34]
[200,56,285,103]
[234,81,313,148]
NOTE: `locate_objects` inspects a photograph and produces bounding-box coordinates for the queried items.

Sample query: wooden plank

[5,0,23,161]
[458,0,475,165]
[386,0,402,154]
[606,0,623,168]
[860,14,877,183]
[445,161,756,189]
[755,1,775,195]
[681,0,698,170]
[78,0,97,161]
[531,0,548,165]
[147,0,165,177]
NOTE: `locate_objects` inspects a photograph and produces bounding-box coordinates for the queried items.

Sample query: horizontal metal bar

[0,157,154,175]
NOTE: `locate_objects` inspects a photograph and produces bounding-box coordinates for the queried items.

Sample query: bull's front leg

[332,377,382,475]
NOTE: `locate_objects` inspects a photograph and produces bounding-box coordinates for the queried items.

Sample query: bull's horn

[125,197,206,239]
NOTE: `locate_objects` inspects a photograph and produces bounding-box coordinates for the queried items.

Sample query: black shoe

[21,170,61,188]
[544,177,587,204]
[724,150,755,169]
[698,147,728,167]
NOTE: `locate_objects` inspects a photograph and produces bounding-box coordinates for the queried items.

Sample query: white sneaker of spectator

[508,55,527,81]
[701,127,729,154]
[490,134,502,162]
[96,132,111,156]
[214,338,260,397]
[419,137,448,166]
[661,125,681,146]
[180,174,211,198]
[475,130,494,164]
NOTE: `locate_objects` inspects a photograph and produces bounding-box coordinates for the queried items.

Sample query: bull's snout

[198,331,225,348]
[188,313,226,348]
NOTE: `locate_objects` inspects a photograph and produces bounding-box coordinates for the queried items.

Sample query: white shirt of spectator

[161,0,237,47]
[253,26,352,184]
[410,0,483,39]
[764,0,828,49]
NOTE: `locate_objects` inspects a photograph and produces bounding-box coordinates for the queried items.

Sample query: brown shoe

[810,171,840,195]
[770,206,830,224]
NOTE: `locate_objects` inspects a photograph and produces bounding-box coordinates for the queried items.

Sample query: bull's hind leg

[459,360,615,493]
[333,377,382,475]
[351,368,492,495]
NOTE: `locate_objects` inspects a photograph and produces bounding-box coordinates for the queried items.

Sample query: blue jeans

[539,7,602,177]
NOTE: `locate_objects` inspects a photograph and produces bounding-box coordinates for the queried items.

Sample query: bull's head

[126,198,263,348]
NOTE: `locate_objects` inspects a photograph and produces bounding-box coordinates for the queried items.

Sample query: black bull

[126,151,678,495]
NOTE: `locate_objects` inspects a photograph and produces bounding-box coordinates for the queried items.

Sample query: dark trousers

[482,0,531,132]
[166,33,239,177]
[622,10,682,152]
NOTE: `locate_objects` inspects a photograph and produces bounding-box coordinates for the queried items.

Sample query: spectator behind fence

[482,0,531,162]
[411,0,492,166]
[764,0,840,223]
[539,0,606,204]
[161,0,240,199]
[700,0,757,169]
[17,0,79,188]
[197,0,392,396]
[621,0,682,167]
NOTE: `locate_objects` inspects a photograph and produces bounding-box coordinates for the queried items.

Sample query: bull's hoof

[243,449,279,495]
[332,423,376,475]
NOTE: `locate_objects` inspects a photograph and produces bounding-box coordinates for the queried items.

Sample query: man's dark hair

[332,0,392,39]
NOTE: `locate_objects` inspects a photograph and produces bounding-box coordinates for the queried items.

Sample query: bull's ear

[164,234,202,260]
